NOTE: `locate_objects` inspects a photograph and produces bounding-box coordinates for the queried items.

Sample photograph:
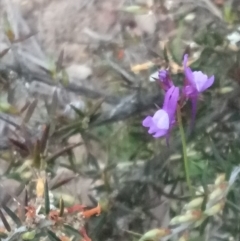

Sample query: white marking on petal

[152,109,169,129]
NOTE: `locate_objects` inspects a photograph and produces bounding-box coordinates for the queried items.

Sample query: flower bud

[178,232,189,241]
[204,201,225,216]
[170,210,202,225]
[184,197,204,210]
[139,228,171,241]
[208,183,227,202]
[170,216,181,225]
[214,174,226,186]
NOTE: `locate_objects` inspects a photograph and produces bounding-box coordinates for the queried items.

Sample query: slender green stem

[177,105,193,196]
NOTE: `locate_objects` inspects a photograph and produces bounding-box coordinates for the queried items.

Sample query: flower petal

[201,75,214,92]
[148,124,159,134]
[152,109,170,129]
[159,70,167,80]
[163,86,179,121]
[142,116,153,127]
[185,67,195,86]
[183,54,188,68]
[158,70,173,91]
[183,85,196,97]
[153,129,168,138]
[192,71,209,92]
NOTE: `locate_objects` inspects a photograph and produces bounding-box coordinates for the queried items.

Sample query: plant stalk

[177,105,193,196]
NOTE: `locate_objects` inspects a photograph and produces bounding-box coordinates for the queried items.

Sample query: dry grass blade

[3,14,15,42]
[1,182,26,207]
[47,229,62,241]
[24,188,28,212]
[201,0,223,20]
[44,180,50,215]
[48,89,58,119]
[59,197,64,217]
[2,205,22,227]
[22,99,38,124]
[0,114,21,130]
[12,31,38,44]
[56,49,64,73]
[50,175,77,190]
[46,142,83,163]
[87,98,105,118]
[0,209,11,232]
[0,48,10,58]
[20,101,30,114]
[107,59,136,84]
[9,138,29,156]
[40,124,50,153]
[33,140,41,169]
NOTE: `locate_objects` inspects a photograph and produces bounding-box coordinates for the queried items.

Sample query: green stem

[177,105,193,196]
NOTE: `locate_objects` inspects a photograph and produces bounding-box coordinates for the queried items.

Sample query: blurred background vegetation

[0,0,240,240]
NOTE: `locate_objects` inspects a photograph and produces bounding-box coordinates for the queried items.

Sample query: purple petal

[153,129,168,138]
[159,70,167,80]
[148,124,159,134]
[142,116,159,134]
[163,86,179,121]
[185,67,195,86]
[152,109,169,129]
[201,75,214,92]
[142,116,153,127]
[158,70,173,91]
[183,85,196,97]
[192,71,209,92]
[183,54,188,68]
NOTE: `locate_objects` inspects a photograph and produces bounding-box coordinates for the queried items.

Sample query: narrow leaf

[40,124,50,153]
[87,98,104,118]
[59,197,64,217]
[22,99,38,124]
[0,48,10,58]
[9,138,29,154]
[56,49,64,73]
[47,229,61,241]
[24,188,28,208]
[163,44,169,64]
[0,209,11,232]
[60,69,69,86]
[44,180,50,215]
[70,104,85,118]
[13,31,37,44]
[2,205,21,227]
[50,176,76,190]
[50,90,59,115]
[46,142,82,163]
[33,140,41,169]
[3,14,15,42]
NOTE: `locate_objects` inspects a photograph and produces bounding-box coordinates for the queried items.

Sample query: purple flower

[183,54,214,127]
[159,70,173,91]
[142,86,179,139]
[183,55,214,95]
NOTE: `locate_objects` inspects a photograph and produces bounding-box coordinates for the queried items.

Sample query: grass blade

[2,205,22,227]
[0,209,11,232]
[44,180,50,215]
